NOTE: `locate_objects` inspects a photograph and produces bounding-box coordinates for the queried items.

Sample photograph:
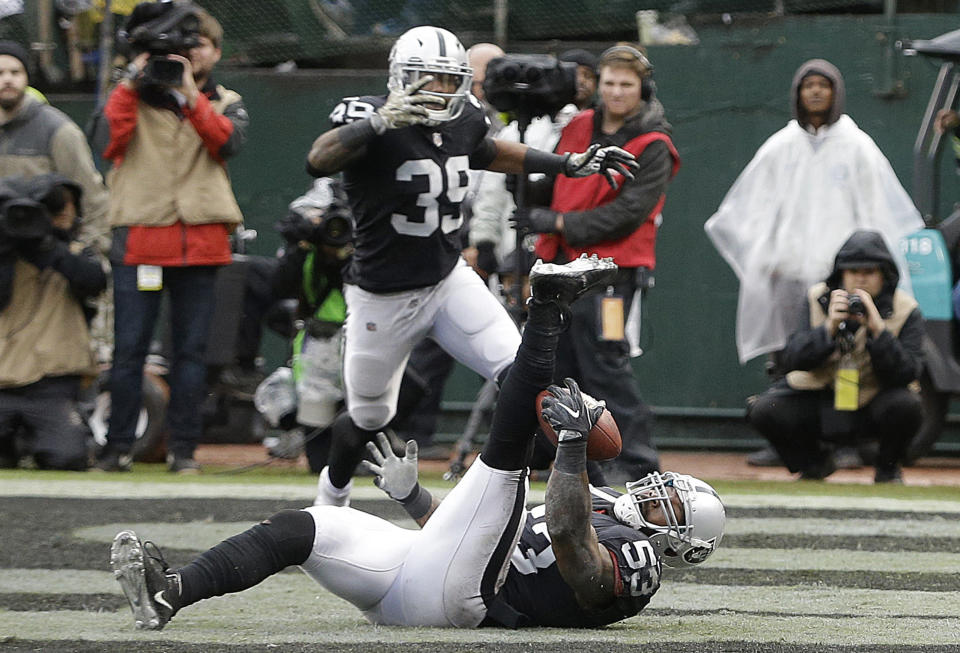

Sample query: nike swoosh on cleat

[154,591,173,611]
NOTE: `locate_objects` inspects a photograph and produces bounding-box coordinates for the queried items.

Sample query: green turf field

[1,466,958,652]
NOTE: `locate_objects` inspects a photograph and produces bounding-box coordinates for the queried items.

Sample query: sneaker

[529,254,618,307]
[167,454,201,475]
[94,449,132,472]
[746,445,783,467]
[110,530,181,630]
[874,465,904,484]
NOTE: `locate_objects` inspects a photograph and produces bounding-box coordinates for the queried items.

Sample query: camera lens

[323,215,352,246]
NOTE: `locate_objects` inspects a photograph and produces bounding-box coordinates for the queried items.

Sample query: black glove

[475,241,498,277]
[511,207,558,235]
[562,143,639,190]
[540,378,604,442]
[16,235,62,269]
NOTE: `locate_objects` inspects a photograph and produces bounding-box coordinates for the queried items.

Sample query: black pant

[749,383,922,472]
[0,376,88,470]
[553,269,658,481]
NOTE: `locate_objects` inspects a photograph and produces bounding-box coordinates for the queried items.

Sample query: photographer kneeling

[748,230,924,483]
[0,174,107,470]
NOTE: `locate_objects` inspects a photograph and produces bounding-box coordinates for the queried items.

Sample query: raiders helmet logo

[682,538,717,564]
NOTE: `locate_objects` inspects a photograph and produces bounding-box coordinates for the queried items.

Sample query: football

[536,389,622,461]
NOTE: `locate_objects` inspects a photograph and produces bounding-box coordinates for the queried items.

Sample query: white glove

[360,432,420,500]
[563,144,639,190]
[372,75,441,132]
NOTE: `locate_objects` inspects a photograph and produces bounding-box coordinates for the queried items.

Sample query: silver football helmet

[387,26,472,124]
[613,471,725,568]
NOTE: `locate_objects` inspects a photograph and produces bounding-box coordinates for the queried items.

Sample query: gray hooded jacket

[790,58,846,127]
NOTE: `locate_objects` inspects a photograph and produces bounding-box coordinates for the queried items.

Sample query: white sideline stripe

[704,547,960,573]
[73,520,414,550]
[656,582,960,617]
[6,569,960,621]
[720,493,960,513]
[0,569,117,594]
[2,479,960,514]
[726,517,960,538]
[1,609,957,646]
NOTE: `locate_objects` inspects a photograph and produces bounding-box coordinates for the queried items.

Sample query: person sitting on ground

[747,230,924,483]
[110,254,725,631]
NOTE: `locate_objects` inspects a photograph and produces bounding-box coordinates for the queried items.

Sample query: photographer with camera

[95,3,247,474]
[748,230,924,483]
[269,178,352,447]
[0,174,107,470]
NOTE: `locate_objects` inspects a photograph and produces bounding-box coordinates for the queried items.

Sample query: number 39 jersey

[491,490,663,628]
[329,94,491,292]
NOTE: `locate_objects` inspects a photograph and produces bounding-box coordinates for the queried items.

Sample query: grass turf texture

[1,467,959,651]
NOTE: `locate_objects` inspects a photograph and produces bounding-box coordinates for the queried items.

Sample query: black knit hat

[0,41,29,73]
[559,48,598,71]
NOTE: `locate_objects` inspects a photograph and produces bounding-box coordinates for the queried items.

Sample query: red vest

[536,110,680,268]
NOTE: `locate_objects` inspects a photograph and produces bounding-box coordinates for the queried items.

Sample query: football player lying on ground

[111,256,726,630]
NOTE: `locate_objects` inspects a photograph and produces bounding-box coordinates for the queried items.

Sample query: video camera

[0,198,50,241]
[483,54,576,120]
[119,1,202,87]
[277,178,354,249]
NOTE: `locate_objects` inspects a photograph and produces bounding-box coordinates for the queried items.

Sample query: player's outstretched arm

[361,432,440,527]
[485,140,639,190]
[543,379,618,610]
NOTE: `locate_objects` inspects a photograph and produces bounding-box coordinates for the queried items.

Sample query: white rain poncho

[704,114,924,364]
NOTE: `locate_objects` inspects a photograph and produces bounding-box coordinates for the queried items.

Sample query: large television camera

[119,1,202,87]
[483,54,576,121]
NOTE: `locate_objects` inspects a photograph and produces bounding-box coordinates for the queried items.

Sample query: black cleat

[111,530,181,630]
[529,254,618,307]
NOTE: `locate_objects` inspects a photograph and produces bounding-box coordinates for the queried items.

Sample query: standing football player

[111,255,726,630]
[304,26,640,505]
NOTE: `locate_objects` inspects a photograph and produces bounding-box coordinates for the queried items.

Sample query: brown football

[536,389,622,461]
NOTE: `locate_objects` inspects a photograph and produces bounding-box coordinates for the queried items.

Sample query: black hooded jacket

[780,230,924,390]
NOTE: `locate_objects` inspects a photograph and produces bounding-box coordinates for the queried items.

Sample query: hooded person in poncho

[704,59,923,367]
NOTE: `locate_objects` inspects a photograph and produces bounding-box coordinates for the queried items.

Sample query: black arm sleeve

[866,309,925,387]
[469,137,499,170]
[561,141,673,248]
[779,300,837,372]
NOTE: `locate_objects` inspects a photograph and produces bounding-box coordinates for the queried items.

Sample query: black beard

[0,90,24,111]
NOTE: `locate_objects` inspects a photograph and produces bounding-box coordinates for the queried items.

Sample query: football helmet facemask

[387,26,472,125]
[613,471,725,568]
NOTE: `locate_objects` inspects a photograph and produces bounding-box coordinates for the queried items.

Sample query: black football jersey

[492,487,662,628]
[329,94,491,292]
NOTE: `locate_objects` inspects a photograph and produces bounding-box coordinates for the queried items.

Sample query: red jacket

[104,81,240,267]
[536,110,680,268]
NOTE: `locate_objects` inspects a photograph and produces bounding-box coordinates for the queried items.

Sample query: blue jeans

[106,264,218,458]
